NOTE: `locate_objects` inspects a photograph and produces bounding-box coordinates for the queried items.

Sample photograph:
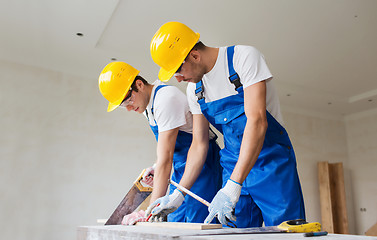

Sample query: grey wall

[1,60,376,240]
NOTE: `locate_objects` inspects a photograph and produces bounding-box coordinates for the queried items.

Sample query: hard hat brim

[158,67,176,82]
[107,101,122,112]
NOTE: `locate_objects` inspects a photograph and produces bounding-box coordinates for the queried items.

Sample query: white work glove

[204,179,242,225]
[140,164,156,188]
[121,210,147,225]
[145,189,184,222]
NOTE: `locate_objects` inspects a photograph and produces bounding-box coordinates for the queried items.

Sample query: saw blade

[105,169,153,225]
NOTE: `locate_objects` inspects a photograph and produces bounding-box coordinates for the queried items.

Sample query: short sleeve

[234,45,273,89]
[153,87,188,132]
[186,83,202,115]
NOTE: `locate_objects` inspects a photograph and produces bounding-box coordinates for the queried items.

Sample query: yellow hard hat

[98,62,140,112]
[150,22,200,82]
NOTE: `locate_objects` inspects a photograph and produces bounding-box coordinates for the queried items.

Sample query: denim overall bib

[148,85,222,223]
[195,46,305,227]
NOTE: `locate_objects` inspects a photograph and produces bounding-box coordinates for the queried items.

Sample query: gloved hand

[121,210,147,225]
[140,164,156,188]
[204,179,242,225]
[145,189,184,222]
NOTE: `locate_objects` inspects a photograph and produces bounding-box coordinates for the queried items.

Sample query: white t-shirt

[144,80,193,133]
[186,45,284,126]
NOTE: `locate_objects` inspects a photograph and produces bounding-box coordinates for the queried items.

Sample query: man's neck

[204,47,219,73]
[145,83,154,103]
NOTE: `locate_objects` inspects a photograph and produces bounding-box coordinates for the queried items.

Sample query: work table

[78,225,377,240]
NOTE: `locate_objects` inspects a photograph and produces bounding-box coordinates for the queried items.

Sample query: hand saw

[105,168,153,225]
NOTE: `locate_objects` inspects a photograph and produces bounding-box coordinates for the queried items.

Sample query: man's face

[174,52,205,84]
[120,81,149,114]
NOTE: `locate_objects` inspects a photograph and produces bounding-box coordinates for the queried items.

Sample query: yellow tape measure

[277,219,322,233]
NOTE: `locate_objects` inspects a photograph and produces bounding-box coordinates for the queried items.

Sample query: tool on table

[105,168,153,225]
[169,180,322,234]
[277,219,322,233]
[152,219,322,235]
[304,231,328,237]
[169,179,237,228]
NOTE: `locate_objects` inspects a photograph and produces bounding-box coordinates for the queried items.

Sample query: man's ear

[190,50,201,62]
[135,79,144,91]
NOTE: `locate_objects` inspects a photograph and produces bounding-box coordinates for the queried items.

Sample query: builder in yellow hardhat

[98,62,222,224]
[147,22,306,227]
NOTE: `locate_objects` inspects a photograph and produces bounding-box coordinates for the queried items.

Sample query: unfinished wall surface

[0,60,374,240]
[0,60,157,240]
[281,110,355,234]
[344,110,377,235]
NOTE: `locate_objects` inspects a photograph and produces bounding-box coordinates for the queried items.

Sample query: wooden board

[366,222,377,236]
[136,222,222,230]
[329,163,349,234]
[318,161,334,233]
[317,161,349,234]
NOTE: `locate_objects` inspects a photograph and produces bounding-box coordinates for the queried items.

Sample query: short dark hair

[132,75,150,92]
[192,41,206,51]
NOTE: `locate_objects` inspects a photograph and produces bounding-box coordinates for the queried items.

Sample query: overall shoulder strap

[195,46,243,103]
[151,85,169,116]
[227,46,243,92]
[148,84,168,124]
[195,80,205,101]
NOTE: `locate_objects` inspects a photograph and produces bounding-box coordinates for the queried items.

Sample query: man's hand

[140,164,156,188]
[145,189,184,221]
[121,210,147,225]
[204,179,242,225]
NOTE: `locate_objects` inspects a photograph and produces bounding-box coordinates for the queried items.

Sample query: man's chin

[184,78,199,83]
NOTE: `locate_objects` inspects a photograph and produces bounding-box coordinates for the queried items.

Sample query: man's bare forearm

[150,128,178,203]
[178,139,208,191]
[231,117,267,183]
[179,114,210,192]
[231,81,268,184]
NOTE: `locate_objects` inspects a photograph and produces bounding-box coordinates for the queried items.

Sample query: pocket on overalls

[214,105,246,160]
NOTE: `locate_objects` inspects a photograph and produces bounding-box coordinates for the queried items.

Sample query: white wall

[281,109,355,234]
[344,110,377,235]
[0,60,157,240]
[1,60,376,239]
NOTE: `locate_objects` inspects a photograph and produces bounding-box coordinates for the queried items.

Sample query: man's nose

[126,105,133,111]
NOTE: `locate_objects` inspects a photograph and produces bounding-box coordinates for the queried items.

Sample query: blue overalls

[194,46,305,227]
[148,85,222,223]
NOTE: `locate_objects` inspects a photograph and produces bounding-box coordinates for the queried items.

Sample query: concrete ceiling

[1,0,377,117]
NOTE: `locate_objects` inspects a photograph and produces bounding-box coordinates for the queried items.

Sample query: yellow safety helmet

[150,22,200,82]
[98,62,140,112]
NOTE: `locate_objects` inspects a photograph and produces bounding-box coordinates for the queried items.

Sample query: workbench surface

[78,225,377,240]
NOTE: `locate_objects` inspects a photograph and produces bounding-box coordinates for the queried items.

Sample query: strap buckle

[195,85,205,100]
[229,73,242,91]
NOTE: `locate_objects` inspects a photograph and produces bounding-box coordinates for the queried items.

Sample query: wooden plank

[329,163,349,234]
[318,161,334,233]
[366,222,377,236]
[136,222,222,230]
